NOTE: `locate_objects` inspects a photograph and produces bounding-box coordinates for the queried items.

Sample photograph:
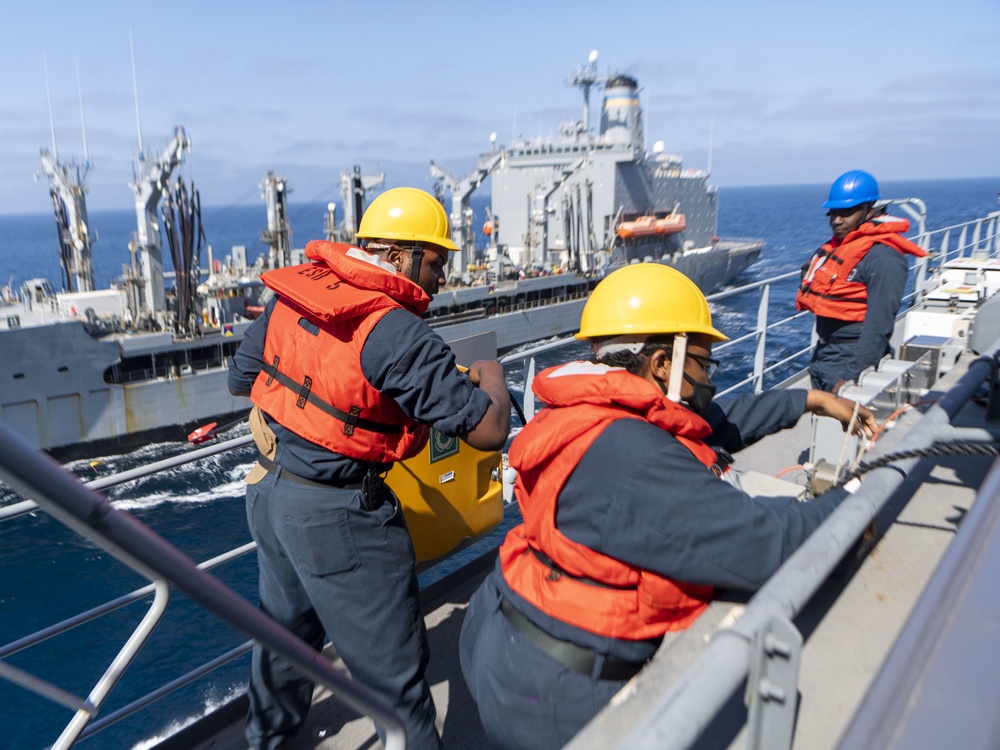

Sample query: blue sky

[2,0,998,215]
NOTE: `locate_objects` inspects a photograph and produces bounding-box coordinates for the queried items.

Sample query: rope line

[835,441,1000,487]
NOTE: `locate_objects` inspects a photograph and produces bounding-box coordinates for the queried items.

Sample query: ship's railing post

[752,284,770,394]
[938,228,952,267]
[745,612,803,750]
[913,254,929,297]
[972,220,983,258]
[51,581,171,750]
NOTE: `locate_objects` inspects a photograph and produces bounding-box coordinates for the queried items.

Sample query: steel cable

[835,441,1000,487]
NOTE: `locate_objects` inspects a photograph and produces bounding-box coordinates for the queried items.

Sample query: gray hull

[1,236,759,454]
[1,321,250,456]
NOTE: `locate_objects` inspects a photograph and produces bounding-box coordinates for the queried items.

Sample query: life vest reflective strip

[500,364,716,641]
[250,247,429,462]
[796,218,927,322]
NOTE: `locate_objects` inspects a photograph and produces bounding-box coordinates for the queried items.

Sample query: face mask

[682,372,716,416]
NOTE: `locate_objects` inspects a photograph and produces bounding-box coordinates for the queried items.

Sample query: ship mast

[571,49,603,135]
[335,166,384,243]
[37,55,96,294]
[128,126,190,325]
[125,33,190,324]
[429,141,505,274]
[260,172,292,268]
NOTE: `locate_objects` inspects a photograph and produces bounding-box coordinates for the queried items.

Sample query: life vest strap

[264,358,401,435]
[799,287,868,303]
[530,546,632,591]
[345,406,361,437]
[296,376,312,409]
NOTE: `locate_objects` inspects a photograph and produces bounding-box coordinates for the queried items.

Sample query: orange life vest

[796,216,927,322]
[250,241,431,462]
[499,362,717,641]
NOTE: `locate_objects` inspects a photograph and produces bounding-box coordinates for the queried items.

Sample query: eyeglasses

[687,352,720,380]
[395,243,447,275]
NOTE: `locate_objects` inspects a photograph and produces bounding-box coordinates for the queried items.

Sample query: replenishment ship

[2,53,762,456]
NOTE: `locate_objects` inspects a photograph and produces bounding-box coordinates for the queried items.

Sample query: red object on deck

[188,422,218,445]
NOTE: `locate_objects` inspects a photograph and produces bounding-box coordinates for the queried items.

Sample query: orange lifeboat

[616,213,687,239]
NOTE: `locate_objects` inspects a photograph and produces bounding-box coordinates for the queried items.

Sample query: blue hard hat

[822,170,881,209]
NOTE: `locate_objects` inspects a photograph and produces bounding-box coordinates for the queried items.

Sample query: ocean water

[1,177,998,749]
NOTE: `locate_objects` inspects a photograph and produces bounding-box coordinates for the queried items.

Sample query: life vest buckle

[344,405,362,437]
[265,355,280,386]
[296,376,312,409]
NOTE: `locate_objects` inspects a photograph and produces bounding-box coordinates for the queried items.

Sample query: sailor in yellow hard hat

[229,186,510,750]
[459,263,875,750]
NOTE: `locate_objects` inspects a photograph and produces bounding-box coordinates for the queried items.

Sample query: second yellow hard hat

[357,187,459,251]
[577,263,728,342]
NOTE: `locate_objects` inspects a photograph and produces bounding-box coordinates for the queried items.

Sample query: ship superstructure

[432,52,761,291]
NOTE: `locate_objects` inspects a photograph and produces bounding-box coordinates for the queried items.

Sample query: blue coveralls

[460,389,849,750]
[808,244,909,391]
[230,298,490,750]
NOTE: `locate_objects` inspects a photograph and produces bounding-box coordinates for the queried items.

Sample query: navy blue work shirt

[814,243,909,382]
[497,388,849,663]
[228,296,492,483]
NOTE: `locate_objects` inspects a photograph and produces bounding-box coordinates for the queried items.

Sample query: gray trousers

[244,471,442,749]
[460,571,625,750]
[809,337,861,391]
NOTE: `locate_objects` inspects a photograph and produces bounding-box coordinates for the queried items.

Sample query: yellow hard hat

[356,187,458,251]
[576,263,728,342]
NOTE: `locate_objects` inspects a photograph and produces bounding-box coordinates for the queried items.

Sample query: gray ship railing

[1,207,997,748]
[0,424,408,750]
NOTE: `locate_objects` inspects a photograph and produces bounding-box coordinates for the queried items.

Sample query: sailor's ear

[648,348,671,380]
[383,246,406,271]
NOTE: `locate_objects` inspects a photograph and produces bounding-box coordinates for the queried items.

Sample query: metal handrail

[0,433,254,522]
[81,641,254,741]
[0,542,256,661]
[0,425,408,750]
